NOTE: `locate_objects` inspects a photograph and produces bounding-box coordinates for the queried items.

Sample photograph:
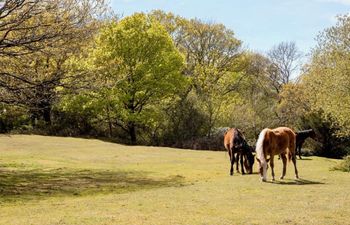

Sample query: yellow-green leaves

[302,15,350,137]
[84,13,186,143]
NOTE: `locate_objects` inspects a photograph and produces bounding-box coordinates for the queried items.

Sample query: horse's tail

[223,128,233,157]
[255,128,268,162]
[224,143,230,154]
[287,130,296,162]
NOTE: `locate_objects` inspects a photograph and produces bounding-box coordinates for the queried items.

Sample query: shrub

[332,155,350,172]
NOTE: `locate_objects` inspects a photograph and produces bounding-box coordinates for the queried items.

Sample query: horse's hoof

[261,178,267,182]
[295,176,299,179]
[272,178,275,181]
[280,176,284,180]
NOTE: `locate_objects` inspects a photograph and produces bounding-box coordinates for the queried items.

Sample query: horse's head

[255,128,270,182]
[310,129,316,139]
[244,151,255,174]
[242,145,255,174]
[256,157,269,181]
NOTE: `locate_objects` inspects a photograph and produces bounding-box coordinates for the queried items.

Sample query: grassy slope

[0,135,349,225]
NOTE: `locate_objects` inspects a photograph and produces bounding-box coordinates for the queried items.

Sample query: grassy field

[0,135,349,225]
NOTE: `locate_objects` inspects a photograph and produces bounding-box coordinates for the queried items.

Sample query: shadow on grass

[249,172,259,175]
[0,167,185,202]
[267,178,325,185]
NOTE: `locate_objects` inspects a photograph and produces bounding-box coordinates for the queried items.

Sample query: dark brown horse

[255,127,298,182]
[296,129,316,159]
[224,128,254,176]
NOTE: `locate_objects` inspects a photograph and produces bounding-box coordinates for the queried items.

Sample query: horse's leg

[290,139,299,179]
[280,154,287,179]
[230,151,235,176]
[235,152,240,173]
[240,153,245,175]
[292,153,299,179]
[270,156,275,181]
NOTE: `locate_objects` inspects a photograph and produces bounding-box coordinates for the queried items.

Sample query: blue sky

[110,0,350,54]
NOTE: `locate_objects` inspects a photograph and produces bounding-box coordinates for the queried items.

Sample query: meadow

[0,135,349,225]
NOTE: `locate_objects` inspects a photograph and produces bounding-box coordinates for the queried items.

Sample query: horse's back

[224,128,234,150]
[224,128,245,151]
[269,127,296,155]
[272,127,295,141]
[272,127,295,135]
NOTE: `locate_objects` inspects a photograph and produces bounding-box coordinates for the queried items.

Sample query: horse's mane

[233,128,241,145]
[220,127,231,136]
[296,129,314,135]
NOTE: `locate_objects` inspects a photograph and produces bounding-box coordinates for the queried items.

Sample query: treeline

[0,1,349,158]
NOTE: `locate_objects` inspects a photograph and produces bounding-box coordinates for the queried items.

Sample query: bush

[332,155,350,172]
[0,105,30,133]
[299,112,350,158]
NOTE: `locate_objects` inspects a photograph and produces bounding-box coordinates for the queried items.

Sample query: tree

[277,83,310,127]
[0,0,107,56]
[180,19,242,137]
[267,41,302,93]
[302,14,350,137]
[151,11,243,137]
[0,0,107,124]
[228,52,280,138]
[151,11,289,146]
[84,13,185,144]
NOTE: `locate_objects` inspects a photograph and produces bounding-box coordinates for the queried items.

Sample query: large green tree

[302,14,350,137]
[150,10,243,138]
[0,0,107,124]
[81,13,185,144]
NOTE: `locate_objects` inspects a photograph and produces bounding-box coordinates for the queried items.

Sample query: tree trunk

[43,106,51,125]
[30,110,39,127]
[106,105,113,137]
[128,122,137,145]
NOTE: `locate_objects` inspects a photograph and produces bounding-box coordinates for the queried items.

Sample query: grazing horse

[224,128,255,176]
[296,129,316,159]
[255,127,298,182]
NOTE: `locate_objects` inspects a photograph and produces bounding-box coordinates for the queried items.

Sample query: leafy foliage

[68,13,186,144]
[0,0,108,124]
[1,5,349,155]
[302,15,350,138]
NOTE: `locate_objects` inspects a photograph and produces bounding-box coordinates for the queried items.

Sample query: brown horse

[224,128,254,176]
[255,127,298,182]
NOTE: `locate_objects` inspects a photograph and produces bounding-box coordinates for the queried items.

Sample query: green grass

[0,135,349,225]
